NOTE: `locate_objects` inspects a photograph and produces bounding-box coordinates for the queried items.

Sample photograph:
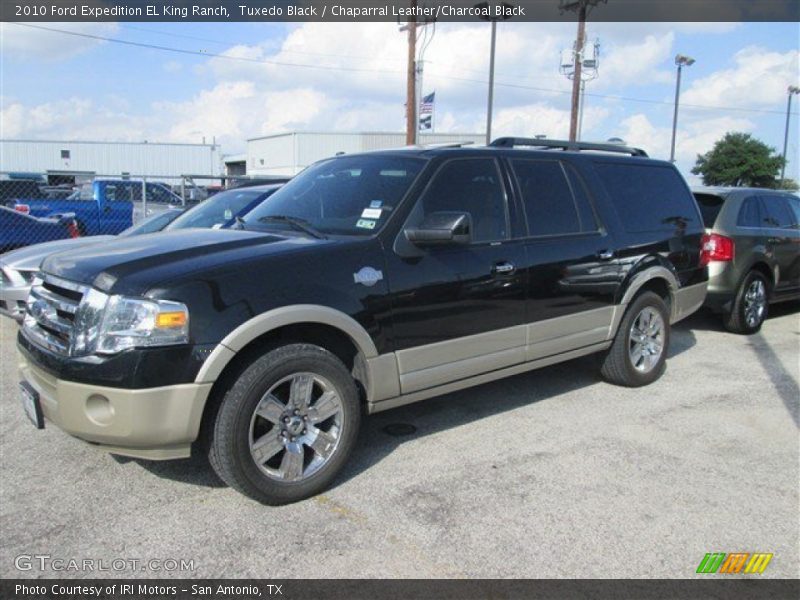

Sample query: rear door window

[511,160,598,236]
[736,197,762,227]
[786,196,800,227]
[761,196,797,229]
[594,162,698,233]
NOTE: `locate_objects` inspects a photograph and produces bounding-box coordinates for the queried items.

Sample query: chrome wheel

[743,278,767,329]
[248,372,344,482]
[628,307,665,373]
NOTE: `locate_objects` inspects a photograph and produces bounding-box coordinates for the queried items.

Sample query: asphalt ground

[1,303,798,579]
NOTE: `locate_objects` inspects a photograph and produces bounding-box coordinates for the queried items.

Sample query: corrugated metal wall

[247,132,484,176]
[0,140,223,176]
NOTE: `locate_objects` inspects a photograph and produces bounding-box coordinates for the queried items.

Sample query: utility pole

[569,7,586,142]
[405,0,418,146]
[560,37,599,141]
[560,1,605,142]
[781,85,800,182]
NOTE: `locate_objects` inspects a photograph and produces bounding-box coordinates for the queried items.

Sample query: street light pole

[781,85,800,182]
[485,19,497,145]
[670,54,695,163]
[478,2,514,146]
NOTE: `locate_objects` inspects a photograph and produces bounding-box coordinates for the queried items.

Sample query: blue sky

[1,20,799,182]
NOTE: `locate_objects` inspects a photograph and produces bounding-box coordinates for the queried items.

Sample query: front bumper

[18,349,212,460]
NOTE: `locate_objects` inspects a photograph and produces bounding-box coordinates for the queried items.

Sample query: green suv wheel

[724,271,769,335]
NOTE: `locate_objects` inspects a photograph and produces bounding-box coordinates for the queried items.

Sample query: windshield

[242,155,425,236]
[78,183,94,200]
[165,188,275,230]
[118,209,183,237]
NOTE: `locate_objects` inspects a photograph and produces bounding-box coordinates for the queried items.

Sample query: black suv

[17,138,708,504]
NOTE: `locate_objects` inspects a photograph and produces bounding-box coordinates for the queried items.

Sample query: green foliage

[692,132,786,188]
[777,178,799,192]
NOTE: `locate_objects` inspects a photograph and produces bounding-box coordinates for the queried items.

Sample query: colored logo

[696,552,773,574]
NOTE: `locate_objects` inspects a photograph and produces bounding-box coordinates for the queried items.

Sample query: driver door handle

[493,261,516,275]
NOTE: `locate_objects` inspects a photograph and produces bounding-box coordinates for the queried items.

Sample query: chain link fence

[0,171,285,254]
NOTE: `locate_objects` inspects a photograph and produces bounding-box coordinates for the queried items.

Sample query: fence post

[141,176,147,223]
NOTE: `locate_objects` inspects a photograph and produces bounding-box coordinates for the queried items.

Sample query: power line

[10,22,406,76]
[425,72,799,117]
[118,23,409,64]
[9,22,797,119]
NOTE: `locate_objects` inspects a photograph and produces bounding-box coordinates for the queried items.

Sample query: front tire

[209,344,361,505]
[600,291,670,387]
[723,271,769,334]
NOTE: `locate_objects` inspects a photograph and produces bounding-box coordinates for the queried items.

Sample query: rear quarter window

[595,162,699,233]
[692,193,727,228]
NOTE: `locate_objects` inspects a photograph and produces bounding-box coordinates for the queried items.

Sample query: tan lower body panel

[368,341,611,414]
[671,282,708,323]
[18,350,211,460]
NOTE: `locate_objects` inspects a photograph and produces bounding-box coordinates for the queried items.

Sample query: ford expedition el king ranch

[17,138,709,504]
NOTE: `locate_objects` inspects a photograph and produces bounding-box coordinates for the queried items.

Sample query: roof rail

[489,137,648,157]
[418,141,475,149]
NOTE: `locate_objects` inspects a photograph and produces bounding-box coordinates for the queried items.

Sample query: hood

[0,235,115,271]
[41,228,334,296]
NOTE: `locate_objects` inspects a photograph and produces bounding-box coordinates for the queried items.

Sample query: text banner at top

[2,0,799,23]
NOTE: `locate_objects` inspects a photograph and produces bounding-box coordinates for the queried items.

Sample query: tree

[692,132,786,188]
[777,178,799,192]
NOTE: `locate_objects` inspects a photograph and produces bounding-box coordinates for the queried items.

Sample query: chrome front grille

[23,274,88,355]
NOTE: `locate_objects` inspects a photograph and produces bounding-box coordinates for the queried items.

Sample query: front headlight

[72,292,189,356]
[97,296,189,354]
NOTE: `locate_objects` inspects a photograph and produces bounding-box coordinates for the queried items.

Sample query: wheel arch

[192,306,382,450]
[619,265,679,310]
[195,305,379,385]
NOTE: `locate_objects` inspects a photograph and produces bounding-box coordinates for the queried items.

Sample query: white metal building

[246,131,485,176]
[0,139,223,178]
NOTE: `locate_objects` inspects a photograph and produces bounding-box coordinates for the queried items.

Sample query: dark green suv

[693,187,800,334]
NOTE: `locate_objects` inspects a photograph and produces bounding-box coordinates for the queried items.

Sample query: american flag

[419,91,435,115]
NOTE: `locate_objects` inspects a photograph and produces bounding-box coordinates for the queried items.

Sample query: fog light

[85,394,114,426]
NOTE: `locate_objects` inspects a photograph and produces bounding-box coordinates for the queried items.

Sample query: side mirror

[405,211,472,247]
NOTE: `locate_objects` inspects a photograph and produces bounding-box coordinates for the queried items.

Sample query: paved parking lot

[1,304,798,579]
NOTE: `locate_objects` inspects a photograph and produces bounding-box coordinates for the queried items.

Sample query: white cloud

[617,112,756,181]
[681,46,800,109]
[0,97,156,141]
[163,60,183,73]
[0,22,119,61]
[597,33,675,88]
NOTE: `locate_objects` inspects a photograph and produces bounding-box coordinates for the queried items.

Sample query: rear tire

[600,291,670,387]
[208,343,361,505]
[723,271,769,334]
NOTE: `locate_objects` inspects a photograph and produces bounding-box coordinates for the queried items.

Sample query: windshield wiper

[257,215,326,239]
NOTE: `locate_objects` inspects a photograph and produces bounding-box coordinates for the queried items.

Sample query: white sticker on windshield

[361,208,382,219]
[370,200,383,208]
[356,219,376,230]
